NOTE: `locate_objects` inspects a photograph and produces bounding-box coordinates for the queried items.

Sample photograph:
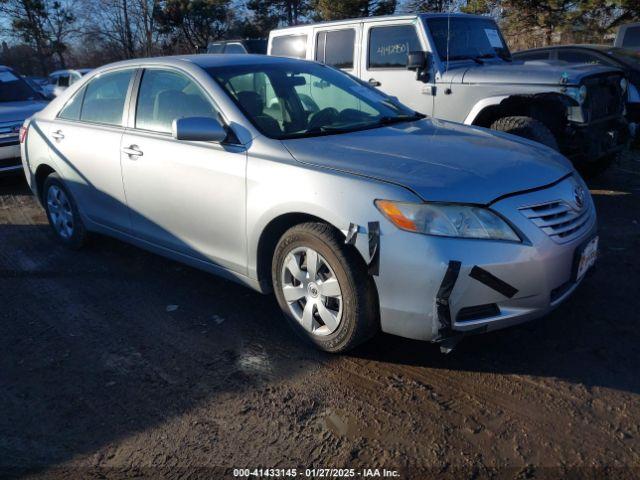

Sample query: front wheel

[491,116,559,151]
[272,222,378,353]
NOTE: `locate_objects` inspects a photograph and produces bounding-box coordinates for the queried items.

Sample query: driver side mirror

[407,51,432,83]
[172,116,227,142]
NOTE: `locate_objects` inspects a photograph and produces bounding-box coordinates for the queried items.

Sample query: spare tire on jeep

[491,116,559,151]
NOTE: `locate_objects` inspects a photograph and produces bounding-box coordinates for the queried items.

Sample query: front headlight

[375,200,521,242]
[566,85,588,105]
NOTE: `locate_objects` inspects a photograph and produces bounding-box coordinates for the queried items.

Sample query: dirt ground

[1,153,639,480]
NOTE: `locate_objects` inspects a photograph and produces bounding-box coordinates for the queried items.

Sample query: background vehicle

[514,45,640,130]
[46,68,93,97]
[615,23,640,49]
[268,13,629,172]
[0,65,48,175]
[22,54,596,353]
[23,76,51,98]
[207,39,267,54]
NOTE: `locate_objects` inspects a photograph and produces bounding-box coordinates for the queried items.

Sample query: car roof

[97,54,307,71]
[270,12,490,32]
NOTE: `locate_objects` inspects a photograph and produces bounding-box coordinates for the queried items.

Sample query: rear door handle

[122,145,143,158]
[368,78,381,87]
[51,130,64,140]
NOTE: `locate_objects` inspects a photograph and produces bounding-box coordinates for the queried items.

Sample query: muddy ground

[1,153,639,480]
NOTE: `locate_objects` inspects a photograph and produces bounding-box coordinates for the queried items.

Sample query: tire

[272,222,379,353]
[577,151,620,178]
[491,116,559,151]
[42,173,88,250]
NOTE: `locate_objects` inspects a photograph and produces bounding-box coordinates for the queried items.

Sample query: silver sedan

[20,54,598,352]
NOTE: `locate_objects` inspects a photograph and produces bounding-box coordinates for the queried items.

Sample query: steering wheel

[307,107,339,131]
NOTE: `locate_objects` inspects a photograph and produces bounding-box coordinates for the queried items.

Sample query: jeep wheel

[491,116,559,151]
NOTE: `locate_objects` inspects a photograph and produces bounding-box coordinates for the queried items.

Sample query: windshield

[0,69,42,102]
[426,17,511,63]
[207,62,420,140]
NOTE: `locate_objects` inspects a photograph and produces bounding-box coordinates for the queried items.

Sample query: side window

[224,43,247,54]
[516,51,550,61]
[368,25,421,69]
[80,70,133,126]
[271,34,307,59]
[557,50,601,65]
[58,87,85,120]
[135,69,219,134]
[208,43,224,53]
[315,29,356,69]
[623,26,640,48]
[58,75,70,87]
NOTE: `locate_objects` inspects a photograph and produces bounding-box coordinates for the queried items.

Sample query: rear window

[316,29,356,69]
[622,26,640,48]
[271,34,307,59]
[368,25,421,69]
[208,43,224,54]
[225,43,247,54]
[80,70,133,126]
[0,69,41,102]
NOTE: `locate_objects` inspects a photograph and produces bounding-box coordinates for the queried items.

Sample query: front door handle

[368,78,381,87]
[122,145,143,158]
[51,130,64,140]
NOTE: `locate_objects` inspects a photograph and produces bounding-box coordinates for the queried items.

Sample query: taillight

[19,125,28,144]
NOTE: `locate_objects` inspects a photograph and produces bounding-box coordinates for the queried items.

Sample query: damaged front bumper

[372,175,598,343]
[562,116,629,161]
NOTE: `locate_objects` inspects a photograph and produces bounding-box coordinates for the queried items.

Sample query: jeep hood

[442,61,621,86]
[281,119,573,205]
[0,100,48,123]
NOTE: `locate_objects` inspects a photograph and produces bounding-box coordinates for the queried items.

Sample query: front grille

[457,303,500,322]
[584,74,624,121]
[519,199,593,243]
[0,157,21,169]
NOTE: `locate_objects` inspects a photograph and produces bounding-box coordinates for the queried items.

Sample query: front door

[121,68,247,273]
[359,20,434,115]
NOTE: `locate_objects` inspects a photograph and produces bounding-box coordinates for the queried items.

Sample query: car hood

[443,60,621,86]
[281,119,573,204]
[0,100,48,123]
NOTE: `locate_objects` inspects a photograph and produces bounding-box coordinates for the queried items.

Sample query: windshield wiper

[377,113,426,125]
[447,54,497,65]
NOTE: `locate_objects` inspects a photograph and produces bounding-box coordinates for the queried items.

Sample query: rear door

[47,68,135,232]
[359,20,433,114]
[120,67,247,273]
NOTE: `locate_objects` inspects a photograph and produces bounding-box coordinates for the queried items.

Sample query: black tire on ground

[576,151,621,178]
[42,172,88,250]
[490,116,559,151]
[272,222,379,353]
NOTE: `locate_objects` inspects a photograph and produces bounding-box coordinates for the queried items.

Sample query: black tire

[491,116,559,151]
[42,173,88,250]
[576,151,620,178]
[272,222,379,353]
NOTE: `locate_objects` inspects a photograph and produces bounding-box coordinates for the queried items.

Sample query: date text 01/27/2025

[232,468,401,478]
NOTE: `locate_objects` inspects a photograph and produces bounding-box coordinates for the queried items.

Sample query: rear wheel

[42,173,88,249]
[272,222,378,353]
[491,116,559,151]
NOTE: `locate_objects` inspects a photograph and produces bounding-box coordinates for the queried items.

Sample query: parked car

[23,76,51,98]
[513,45,640,129]
[21,54,598,352]
[46,68,93,97]
[615,23,640,49]
[207,39,267,54]
[268,13,629,172]
[0,65,48,175]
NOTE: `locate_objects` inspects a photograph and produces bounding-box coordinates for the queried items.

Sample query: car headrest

[236,91,264,117]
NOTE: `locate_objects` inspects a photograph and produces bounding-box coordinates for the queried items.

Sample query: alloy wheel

[47,185,74,239]
[280,246,343,336]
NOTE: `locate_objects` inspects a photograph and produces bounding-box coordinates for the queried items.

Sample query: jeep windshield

[208,62,420,140]
[426,17,512,64]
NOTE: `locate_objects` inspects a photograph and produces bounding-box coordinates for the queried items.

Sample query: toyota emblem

[574,186,586,210]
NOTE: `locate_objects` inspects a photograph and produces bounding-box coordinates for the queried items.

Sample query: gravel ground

[0,154,639,480]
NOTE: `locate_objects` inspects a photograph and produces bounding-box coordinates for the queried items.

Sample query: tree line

[2,0,640,76]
